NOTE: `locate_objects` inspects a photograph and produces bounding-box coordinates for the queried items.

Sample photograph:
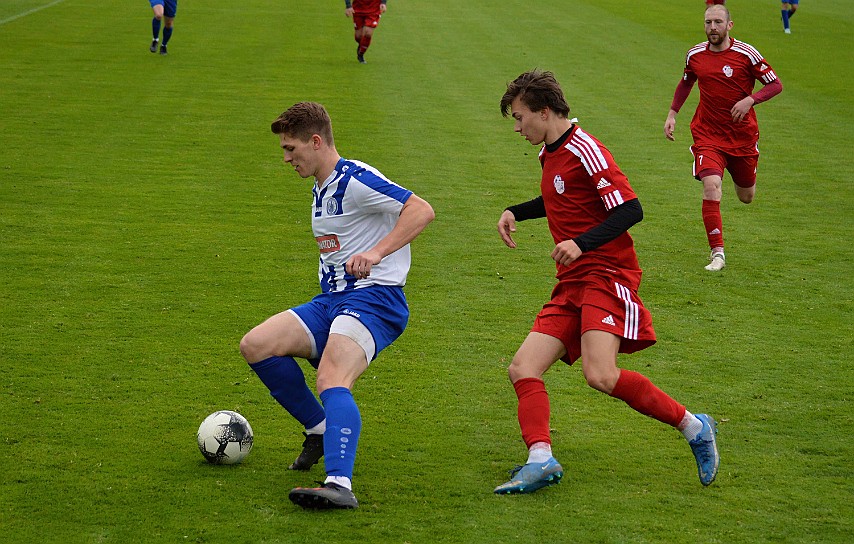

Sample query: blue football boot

[689,414,720,486]
[494,457,563,494]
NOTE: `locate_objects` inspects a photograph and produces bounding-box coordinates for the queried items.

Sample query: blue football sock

[319,387,361,479]
[250,356,325,428]
[162,27,173,46]
[152,18,161,40]
[788,9,796,18]
[781,10,790,29]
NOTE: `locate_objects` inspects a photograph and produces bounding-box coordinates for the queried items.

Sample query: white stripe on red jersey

[686,42,707,65]
[565,128,608,176]
[602,190,625,211]
[731,40,764,64]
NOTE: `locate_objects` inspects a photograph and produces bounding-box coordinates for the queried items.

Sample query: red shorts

[353,12,381,29]
[532,274,656,364]
[691,143,759,188]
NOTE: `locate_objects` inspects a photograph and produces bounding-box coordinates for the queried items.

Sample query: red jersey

[539,125,642,288]
[351,0,384,14]
[683,38,778,150]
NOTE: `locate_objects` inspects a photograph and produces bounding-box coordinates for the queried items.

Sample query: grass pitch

[1,1,851,542]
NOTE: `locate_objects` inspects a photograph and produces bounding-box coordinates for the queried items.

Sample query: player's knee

[507,356,523,381]
[239,330,265,364]
[507,357,538,382]
[583,369,618,394]
[736,186,755,203]
[315,369,347,395]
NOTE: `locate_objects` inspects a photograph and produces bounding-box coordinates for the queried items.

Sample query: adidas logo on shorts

[601,315,616,326]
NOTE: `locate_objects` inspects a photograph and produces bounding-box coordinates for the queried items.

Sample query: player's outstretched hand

[498,210,517,248]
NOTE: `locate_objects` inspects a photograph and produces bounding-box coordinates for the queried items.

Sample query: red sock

[702,199,724,250]
[609,369,686,427]
[358,34,372,55]
[513,377,551,448]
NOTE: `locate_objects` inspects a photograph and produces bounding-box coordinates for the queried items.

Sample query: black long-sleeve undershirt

[505,197,643,253]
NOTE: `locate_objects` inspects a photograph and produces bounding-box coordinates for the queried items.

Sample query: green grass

[1,0,852,542]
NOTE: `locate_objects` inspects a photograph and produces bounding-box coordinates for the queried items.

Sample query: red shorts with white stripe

[532,274,656,364]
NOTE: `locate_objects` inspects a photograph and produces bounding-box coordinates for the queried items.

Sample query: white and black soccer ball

[197,410,254,465]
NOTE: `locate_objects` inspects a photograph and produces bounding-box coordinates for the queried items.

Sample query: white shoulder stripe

[731,41,763,64]
[686,43,706,64]
[734,39,763,58]
[566,128,608,176]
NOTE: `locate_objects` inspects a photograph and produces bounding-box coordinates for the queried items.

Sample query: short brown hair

[270,101,334,144]
[500,69,571,118]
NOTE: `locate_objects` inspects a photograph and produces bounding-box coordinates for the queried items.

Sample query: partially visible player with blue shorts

[240,102,434,510]
[148,0,177,55]
[781,0,799,34]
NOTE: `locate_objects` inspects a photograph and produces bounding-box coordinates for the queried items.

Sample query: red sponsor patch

[316,234,340,253]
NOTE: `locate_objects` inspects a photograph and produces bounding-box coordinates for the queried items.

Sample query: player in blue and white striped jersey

[240,102,434,510]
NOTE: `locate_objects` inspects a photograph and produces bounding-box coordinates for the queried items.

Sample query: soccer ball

[197,410,254,465]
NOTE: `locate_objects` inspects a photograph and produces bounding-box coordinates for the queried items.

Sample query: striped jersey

[683,38,778,149]
[311,157,412,293]
[538,125,642,287]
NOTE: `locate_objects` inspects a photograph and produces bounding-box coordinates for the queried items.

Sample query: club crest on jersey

[326,199,339,215]
[553,175,565,194]
[316,234,340,253]
[722,65,733,78]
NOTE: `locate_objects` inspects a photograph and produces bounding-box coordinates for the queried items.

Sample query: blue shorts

[149,0,178,18]
[290,285,409,367]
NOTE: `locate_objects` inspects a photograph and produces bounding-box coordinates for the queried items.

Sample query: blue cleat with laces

[494,457,563,494]
[689,414,720,486]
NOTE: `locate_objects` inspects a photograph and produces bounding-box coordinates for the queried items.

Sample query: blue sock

[781,10,790,29]
[319,387,361,479]
[788,9,796,18]
[250,356,325,428]
[152,18,161,40]
[162,27,173,46]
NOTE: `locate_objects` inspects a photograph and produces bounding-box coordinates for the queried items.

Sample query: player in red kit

[665,5,783,271]
[345,0,387,64]
[706,0,726,6]
[494,70,720,495]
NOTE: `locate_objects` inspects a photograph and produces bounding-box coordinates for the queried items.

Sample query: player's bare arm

[345,194,435,279]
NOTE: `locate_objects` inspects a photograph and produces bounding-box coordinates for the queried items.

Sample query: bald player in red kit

[665,4,783,271]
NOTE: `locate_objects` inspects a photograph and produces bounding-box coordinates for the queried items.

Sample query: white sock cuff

[306,419,326,435]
